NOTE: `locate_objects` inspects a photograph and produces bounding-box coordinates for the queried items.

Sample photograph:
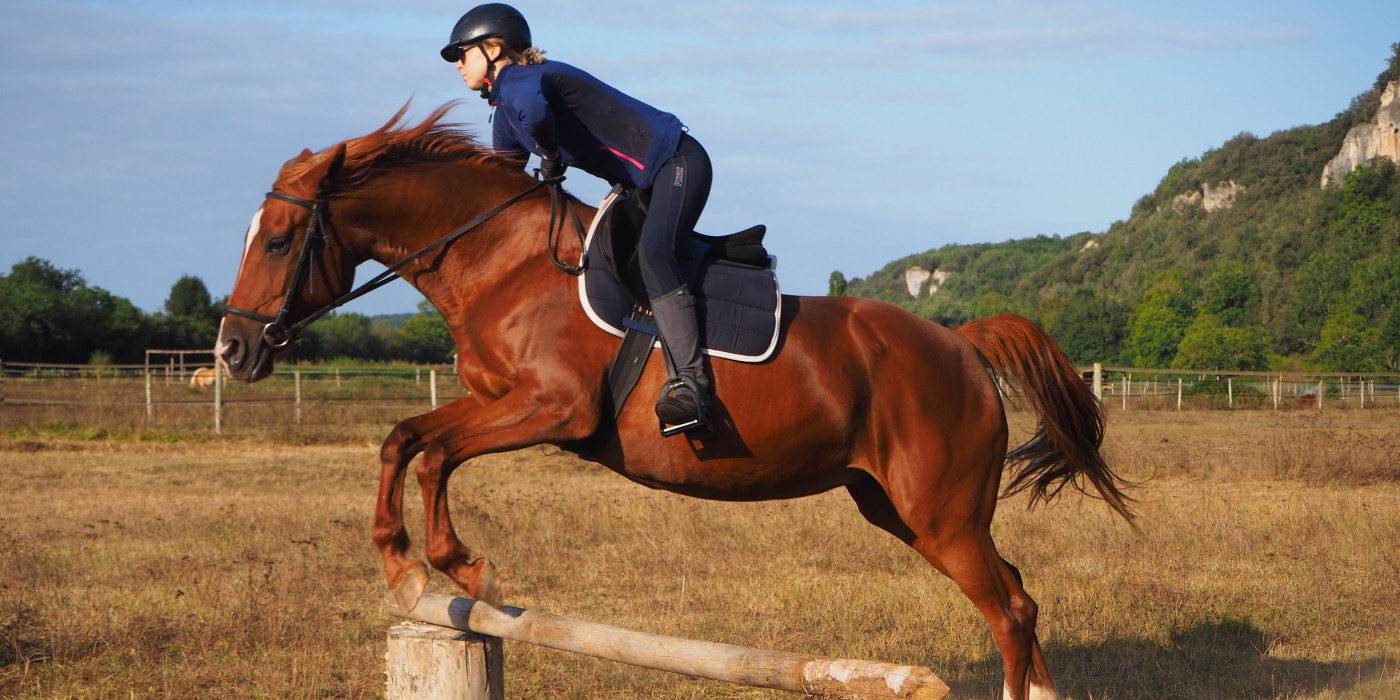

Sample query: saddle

[577,186,782,418]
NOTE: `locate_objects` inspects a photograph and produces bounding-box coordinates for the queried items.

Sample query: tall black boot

[650,286,711,436]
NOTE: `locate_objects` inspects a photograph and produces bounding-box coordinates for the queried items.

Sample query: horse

[215,104,1133,700]
[189,366,223,388]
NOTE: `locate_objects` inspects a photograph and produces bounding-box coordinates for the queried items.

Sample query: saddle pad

[577,191,782,363]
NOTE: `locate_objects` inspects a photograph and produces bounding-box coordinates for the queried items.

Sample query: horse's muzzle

[217,321,276,383]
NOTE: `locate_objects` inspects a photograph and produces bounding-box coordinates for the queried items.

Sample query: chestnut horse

[216,105,1132,700]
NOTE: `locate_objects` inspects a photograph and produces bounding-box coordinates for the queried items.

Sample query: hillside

[844,44,1400,373]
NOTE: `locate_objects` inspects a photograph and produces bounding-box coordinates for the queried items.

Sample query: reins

[225,177,588,349]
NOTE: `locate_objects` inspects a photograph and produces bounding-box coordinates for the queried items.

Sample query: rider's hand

[538,153,566,183]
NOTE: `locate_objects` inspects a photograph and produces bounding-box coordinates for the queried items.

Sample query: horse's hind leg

[845,476,916,545]
[1000,557,1056,699]
[846,477,1053,700]
[918,532,1040,700]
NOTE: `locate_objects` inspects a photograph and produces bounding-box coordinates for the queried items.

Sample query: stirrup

[656,378,710,438]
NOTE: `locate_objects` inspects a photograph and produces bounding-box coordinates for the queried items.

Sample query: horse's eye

[266,236,292,255]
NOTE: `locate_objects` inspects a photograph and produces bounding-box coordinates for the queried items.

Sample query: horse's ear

[319,144,347,187]
[289,144,347,194]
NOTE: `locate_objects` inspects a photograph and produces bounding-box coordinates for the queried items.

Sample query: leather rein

[224,178,587,350]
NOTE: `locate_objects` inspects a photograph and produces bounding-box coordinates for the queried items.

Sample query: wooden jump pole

[386,592,948,699]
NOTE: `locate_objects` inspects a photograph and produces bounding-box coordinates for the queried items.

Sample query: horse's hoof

[389,562,430,614]
[469,558,504,608]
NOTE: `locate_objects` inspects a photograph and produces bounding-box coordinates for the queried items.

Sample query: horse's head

[217,144,358,382]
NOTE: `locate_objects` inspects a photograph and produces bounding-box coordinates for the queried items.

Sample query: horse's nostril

[221,337,246,370]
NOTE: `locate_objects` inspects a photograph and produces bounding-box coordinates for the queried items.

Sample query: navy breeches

[638,134,713,300]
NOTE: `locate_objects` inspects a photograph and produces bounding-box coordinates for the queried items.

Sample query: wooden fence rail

[0,360,464,435]
[384,593,949,700]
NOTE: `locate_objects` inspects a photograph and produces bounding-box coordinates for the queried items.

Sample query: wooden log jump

[386,592,949,699]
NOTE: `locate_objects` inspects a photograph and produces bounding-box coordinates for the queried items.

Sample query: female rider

[442,3,713,436]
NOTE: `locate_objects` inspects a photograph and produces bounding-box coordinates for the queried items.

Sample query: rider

[442,3,714,436]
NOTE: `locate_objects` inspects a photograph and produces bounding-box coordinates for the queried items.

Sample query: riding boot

[650,286,712,435]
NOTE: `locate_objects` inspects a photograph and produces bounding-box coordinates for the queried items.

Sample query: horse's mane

[283,101,522,194]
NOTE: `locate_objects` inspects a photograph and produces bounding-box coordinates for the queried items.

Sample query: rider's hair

[484,37,546,65]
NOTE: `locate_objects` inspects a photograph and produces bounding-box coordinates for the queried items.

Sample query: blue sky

[2,1,1397,316]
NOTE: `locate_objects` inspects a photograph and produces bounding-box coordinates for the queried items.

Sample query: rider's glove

[538,153,567,183]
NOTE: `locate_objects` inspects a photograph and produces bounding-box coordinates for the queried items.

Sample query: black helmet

[440,3,532,62]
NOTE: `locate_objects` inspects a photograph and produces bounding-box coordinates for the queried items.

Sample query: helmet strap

[476,44,497,101]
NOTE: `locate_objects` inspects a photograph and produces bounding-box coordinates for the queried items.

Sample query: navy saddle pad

[577,187,782,363]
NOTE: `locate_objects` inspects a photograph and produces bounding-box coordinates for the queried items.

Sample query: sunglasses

[456,44,487,63]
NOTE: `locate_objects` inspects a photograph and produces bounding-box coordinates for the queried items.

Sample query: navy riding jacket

[489,60,684,190]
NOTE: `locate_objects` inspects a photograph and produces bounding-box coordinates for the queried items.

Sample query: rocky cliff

[1322,80,1400,187]
[902,267,952,298]
[1171,180,1246,213]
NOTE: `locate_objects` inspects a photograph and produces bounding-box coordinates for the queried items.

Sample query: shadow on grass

[943,618,1395,699]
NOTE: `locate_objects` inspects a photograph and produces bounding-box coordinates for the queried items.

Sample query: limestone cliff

[903,267,952,298]
[1169,180,1245,213]
[1322,80,1400,188]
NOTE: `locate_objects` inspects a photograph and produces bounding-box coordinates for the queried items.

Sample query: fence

[1082,363,1400,411]
[0,359,466,436]
[3,359,1398,437]
[384,592,949,700]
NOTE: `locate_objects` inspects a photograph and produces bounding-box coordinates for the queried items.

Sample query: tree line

[0,257,455,365]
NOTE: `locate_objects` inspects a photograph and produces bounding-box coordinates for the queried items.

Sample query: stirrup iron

[656,377,709,437]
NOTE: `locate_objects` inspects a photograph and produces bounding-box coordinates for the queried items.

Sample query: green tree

[150,314,217,351]
[1330,160,1394,252]
[1382,307,1400,371]
[1309,309,1384,372]
[165,275,217,321]
[103,295,154,361]
[828,271,847,297]
[1199,260,1260,327]
[1290,251,1350,344]
[155,275,220,349]
[1128,283,1193,368]
[1048,288,1127,365]
[391,301,455,363]
[972,290,1019,318]
[301,312,382,360]
[1172,314,1270,371]
[0,257,151,363]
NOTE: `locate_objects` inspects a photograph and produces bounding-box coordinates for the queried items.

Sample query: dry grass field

[1,406,1397,699]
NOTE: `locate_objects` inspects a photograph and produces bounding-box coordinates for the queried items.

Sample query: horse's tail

[956,314,1135,523]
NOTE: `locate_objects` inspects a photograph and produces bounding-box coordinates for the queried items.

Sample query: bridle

[224,192,329,349]
[224,177,587,350]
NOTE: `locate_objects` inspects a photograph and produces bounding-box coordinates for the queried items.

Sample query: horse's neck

[348,174,581,322]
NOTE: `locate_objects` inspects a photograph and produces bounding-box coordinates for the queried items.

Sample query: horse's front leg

[374,401,475,613]
[401,383,599,608]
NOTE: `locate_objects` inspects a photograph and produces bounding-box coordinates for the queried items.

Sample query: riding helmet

[440,3,532,62]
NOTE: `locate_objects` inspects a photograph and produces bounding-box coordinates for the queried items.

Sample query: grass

[0,409,1397,698]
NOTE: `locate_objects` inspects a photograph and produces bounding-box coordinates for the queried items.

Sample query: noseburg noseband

[223,179,586,351]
